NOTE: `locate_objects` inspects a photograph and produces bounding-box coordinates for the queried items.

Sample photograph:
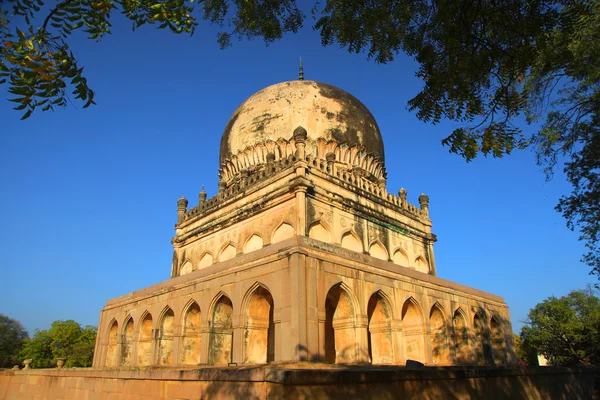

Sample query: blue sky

[0,12,595,336]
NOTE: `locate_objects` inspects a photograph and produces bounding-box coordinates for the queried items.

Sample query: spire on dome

[299,57,304,81]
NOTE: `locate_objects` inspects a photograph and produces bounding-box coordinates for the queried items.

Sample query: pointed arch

[105,319,119,367]
[414,256,430,274]
[392,248,409,267]
[402,297,425,363]
[367,290,394,364]
[243,234,264,254]
[430,303,451,365]
[272,221,295,243]
[157,307,175,365]
[452,308,469,364]
[324,282,358,363]
[180,260,193,276]
[198,252,213,269]
[181,300,202,365]
[121,316,134,366]
[242,283,275,364]
[308,220,332,243]
[369,240,388,261]
[136,311,153,366]
[208,293,234,365]
[218,243,237,262]
[340,230,363,253]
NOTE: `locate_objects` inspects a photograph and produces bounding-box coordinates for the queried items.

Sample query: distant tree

[520,287,600,366]
[513,333,538,366]
[1,0,598,276]
[0,314,28,368]
[20,320,96,368]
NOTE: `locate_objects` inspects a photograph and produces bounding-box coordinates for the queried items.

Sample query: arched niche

[272,222,294,243]
[137,313,153,366]
[208,295,234,365]
[367,291,394,364]
[105,320,119,367]
[243,234,264,254]
[198,252,213,269]
[341,231,363,253]
[473,312,487,365]
[180,260,193,276]
[392,249,409,267]
[121,317,134,366]
[415,256,429,274]
[452,309,469,364]
[157,308,175,365]
[490,316,505,365]
[308,221,332,243]
[402,298,425,363]
[325,284,358,363]
[181,301,202,365]
[243,285,275,364]
[369,241,388,261]
[219,244,237,262]
[430,304,451,365]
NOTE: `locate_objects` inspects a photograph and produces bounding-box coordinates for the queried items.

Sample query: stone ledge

[4,364,597,385]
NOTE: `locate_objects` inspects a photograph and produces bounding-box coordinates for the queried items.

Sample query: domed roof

[220,80,385,165]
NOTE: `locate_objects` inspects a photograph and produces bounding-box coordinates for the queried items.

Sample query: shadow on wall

[196,363,596,400]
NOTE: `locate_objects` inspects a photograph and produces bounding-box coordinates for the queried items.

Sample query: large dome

[220,80,385,165]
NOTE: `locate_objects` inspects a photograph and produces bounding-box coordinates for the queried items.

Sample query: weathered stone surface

[1,365,596,400]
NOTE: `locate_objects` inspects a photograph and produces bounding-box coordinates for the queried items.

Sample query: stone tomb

[92,79,516,369]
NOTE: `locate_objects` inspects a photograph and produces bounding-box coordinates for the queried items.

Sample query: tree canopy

[0,314,28,368]
[19,320,96,368]
[520,287,600,366]
[1,0,598,276]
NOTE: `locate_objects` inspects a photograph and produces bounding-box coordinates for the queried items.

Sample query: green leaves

[19,320,97,368]
[521,287,600,366]
[1,25,95,119]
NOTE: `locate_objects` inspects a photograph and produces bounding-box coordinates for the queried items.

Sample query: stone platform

[1,364,597,400]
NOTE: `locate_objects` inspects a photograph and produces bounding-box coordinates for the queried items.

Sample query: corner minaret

[298,57,304,81]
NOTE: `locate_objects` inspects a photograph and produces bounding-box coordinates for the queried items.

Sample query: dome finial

[299,57,304,81]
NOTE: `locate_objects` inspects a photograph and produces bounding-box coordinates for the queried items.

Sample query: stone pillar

[289,251,309,361]
[419,193,429,218]
[293,126,307,160]
[425,239,437,276]
[291,181,308,237]
[198,187,207,208]
[398,188,407,208]
[266,152,275,169]
[199,322,211,365]
[177,196,188,223]
[306,256,320,360]
[172,324,182,365]
[325,152,335,173]
[377,177,387,196]
[356,314,370,363]
[218,180,227,195]
[273,308,283,362]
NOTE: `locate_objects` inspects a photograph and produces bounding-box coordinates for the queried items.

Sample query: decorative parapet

[180,159,429,227]
[180,131,428,226]
[219,136,386,185]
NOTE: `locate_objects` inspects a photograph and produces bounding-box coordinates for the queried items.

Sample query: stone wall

[1,366,596,400]
[94,237,514,368]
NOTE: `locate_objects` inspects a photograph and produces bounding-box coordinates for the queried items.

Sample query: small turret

[419,193,430,217]
[177,196,188,223]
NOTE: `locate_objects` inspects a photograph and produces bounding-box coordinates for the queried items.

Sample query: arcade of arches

[93,79,515,368]
[96,278,511,367]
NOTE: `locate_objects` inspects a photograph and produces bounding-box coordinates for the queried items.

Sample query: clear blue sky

[0,13,595,336]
